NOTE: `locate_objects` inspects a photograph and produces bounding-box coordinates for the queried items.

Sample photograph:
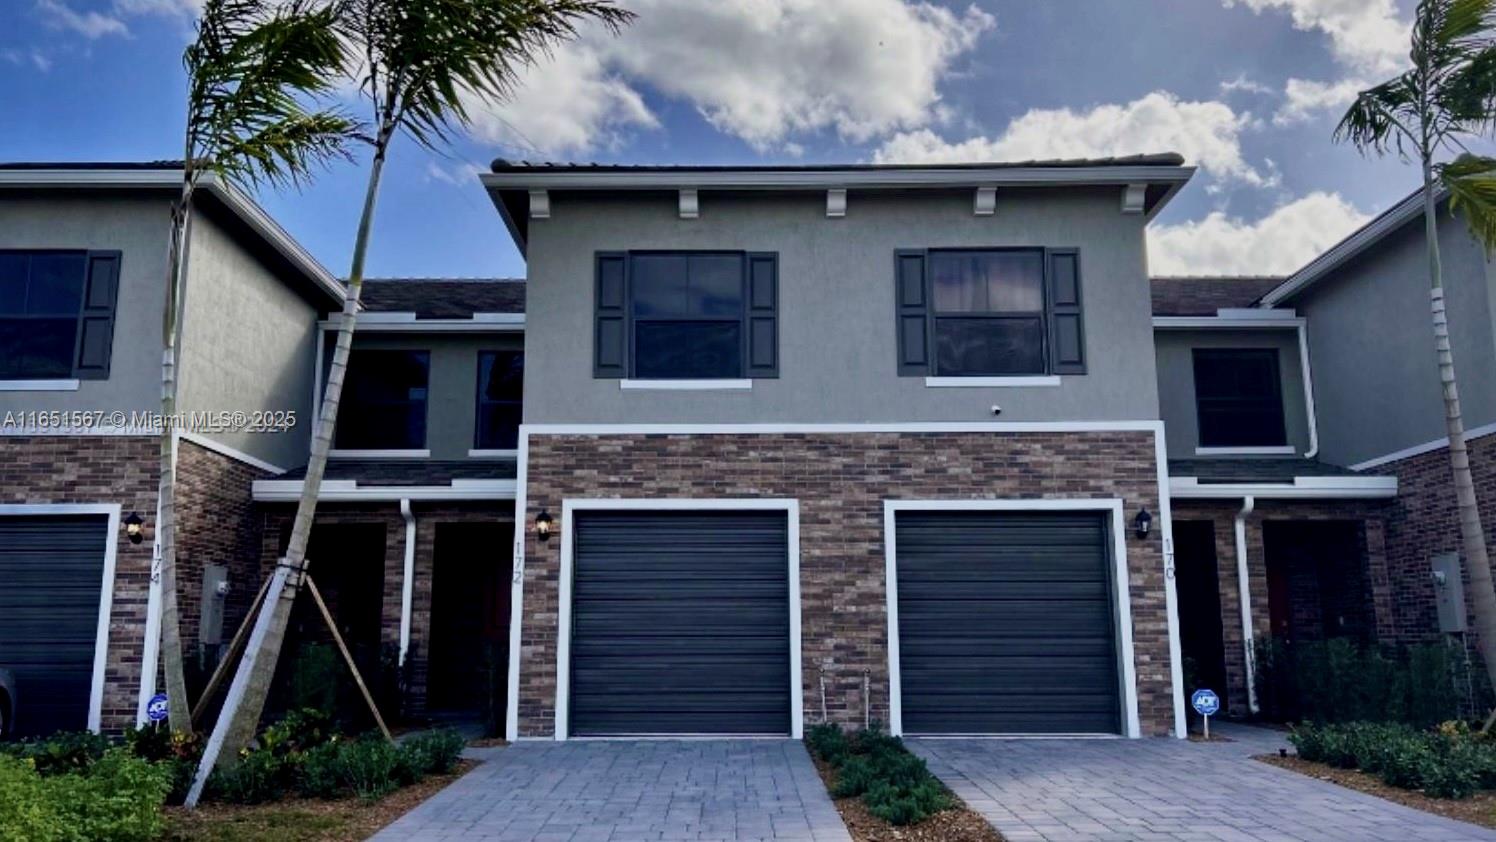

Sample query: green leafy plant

[295,740,345,799]
[805,724,953,826]
[401,729,466,777]
[0,749,170,842]
[336,739,403,801]
[0,730,113,776]
[206,747,289,804]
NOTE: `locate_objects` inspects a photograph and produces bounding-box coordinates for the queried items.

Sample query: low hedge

[805,724,952,826]
[0,748,171,842]
[1289,721,1496,799]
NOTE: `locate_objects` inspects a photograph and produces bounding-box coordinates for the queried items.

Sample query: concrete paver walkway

[370,739,850,842]
[911,723,1496,841]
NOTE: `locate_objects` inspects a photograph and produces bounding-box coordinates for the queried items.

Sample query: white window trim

[924,376,1061,388]
[0,503,121,733]
[619,379,753,391]
[504,420,1185,743]
[1193,445,1297,456]
[0,379,81,391]
[554,497,803,741]
[467,448,519,458]
[883,498,1141,740]
[327,448,431,459]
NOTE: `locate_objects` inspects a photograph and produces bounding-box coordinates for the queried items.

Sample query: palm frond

[186,0,359,189]
[344,0,634,152]
[1334,74,1420,156]
[1440,154,1496,250]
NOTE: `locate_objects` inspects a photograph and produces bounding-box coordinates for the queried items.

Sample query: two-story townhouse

[1150,276,1400,718]
[483,157,1198,740]
[249,278,524,719]
[0,162,342,737]
[1256,189,1496,656]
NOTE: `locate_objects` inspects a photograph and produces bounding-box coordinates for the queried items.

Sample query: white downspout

[1234,495,1259,714]
[398,499,415,666]
[1297,321,1319,459]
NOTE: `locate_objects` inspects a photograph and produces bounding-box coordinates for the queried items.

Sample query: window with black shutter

[0,250,120,380]
[593,251,778,380]
[894,247,1085,377]
[1192,348,1287,447]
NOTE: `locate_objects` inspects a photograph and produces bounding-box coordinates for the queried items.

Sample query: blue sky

[0,0,1431,280]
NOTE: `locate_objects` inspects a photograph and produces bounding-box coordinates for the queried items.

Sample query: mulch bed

[161,759,478,842]
[810,756,1004,842]
[1258,754,1496,830]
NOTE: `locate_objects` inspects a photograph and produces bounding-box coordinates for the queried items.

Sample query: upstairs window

[475,350,523,450]
[593,251,778,380]
[0,250,120,380]
[334,350,429,450]
[896,248,1085,378]
[1193,348,1287,448]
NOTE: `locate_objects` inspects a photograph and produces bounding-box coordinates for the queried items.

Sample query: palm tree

[1336,0,1496,703]
[156,0,353,733]
[186,0,633,804]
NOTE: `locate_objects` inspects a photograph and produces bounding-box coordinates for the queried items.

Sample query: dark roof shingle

[1151,276,1285,316]
[278,459,515,485]
[359,278,524,318]
[1168,458,1366,483]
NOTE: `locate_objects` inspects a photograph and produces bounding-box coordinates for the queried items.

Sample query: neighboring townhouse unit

[1260,190,1496,654]
[249,278,524,718]
[0,162,342,737]
[483,157,1198,740]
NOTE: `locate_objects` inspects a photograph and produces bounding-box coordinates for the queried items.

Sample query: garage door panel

[897,510,1121,735]
[0,514,109,738]
[569,510,791,736]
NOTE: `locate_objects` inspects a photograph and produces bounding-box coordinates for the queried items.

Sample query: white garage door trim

[0,503,121,733]
[555,498,803,741]
[884,498,1141,739]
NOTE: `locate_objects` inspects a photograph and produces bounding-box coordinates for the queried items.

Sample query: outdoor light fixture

[536,510,554,543]
[124,512,144,545]
[1134,508,1152,539]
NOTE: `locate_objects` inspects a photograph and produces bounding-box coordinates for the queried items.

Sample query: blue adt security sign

[1191,689,1220,717]
[146,693,169,723]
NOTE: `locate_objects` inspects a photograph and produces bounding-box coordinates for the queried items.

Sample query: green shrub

[804,724,952,826]
[336,739,403,801]
[0,730,113,776]
[207,749,289,805]
[261,708,337,757]
[0,749,170,842]
[0,754,58,842]
[295,741,345,799]
[400,729,465,777]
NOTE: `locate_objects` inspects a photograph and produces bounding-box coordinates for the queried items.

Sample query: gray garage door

[0,515,109,737]
[896,510,1121,734]
[569,510,791,736]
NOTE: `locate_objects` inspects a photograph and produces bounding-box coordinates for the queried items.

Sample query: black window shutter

[74,251,121,380]
[895,250,929,376]
[1046,249,1086,375]
[594,252,627,378]
[746,252,778,378]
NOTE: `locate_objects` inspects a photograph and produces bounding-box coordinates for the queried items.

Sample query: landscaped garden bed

[0,709,472,841]
[1254,721,1496,829]
[805,724,1002,842]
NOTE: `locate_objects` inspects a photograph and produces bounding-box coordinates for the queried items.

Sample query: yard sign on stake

[1192,688,1220,740]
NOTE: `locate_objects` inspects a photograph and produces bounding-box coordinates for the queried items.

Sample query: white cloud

[112,0,202,14]
[424,161,487,187]
[874,91,1271,186]
[1147,192,1370,275]
[464,41,658,157]
[472,0,994,155]
[36,0,129,39]
[0,47,52,71]
[1225,0,1407,76]
[1220,74,1273,96]
[1273,77,1363,125]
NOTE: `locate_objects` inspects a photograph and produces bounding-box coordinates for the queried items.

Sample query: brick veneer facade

[0,435,160,733]
[1381,433,1496,646]
[258,501,513,717]
[517,430,1178,738]
[1170,499,1393,716]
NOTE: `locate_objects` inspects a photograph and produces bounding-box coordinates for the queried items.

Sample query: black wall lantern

[536,509,554,543]
[123,512,145,545]
[1133,508,1152,539]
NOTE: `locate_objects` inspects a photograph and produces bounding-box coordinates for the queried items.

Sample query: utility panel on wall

[1432,552,1467,634]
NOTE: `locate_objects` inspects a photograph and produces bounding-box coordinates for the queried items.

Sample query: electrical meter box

[1432,552,1467,634]
[199,564,229,645]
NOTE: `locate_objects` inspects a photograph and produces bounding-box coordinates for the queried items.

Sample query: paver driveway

[911,723,1496,841]
[370,739,850,842]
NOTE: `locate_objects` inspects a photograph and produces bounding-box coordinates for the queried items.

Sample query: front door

[428,522,512,713]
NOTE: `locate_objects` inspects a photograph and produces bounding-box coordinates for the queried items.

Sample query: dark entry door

[428,522,511,712]
[0,514,109,737]
[1173,521,1228,713]
[896,510,1121,734]
[568,510,791,736]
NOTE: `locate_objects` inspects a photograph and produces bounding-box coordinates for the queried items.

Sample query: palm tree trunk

[1422,161,1496,701]
[158,182,194,732]
[198,136,390,769]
